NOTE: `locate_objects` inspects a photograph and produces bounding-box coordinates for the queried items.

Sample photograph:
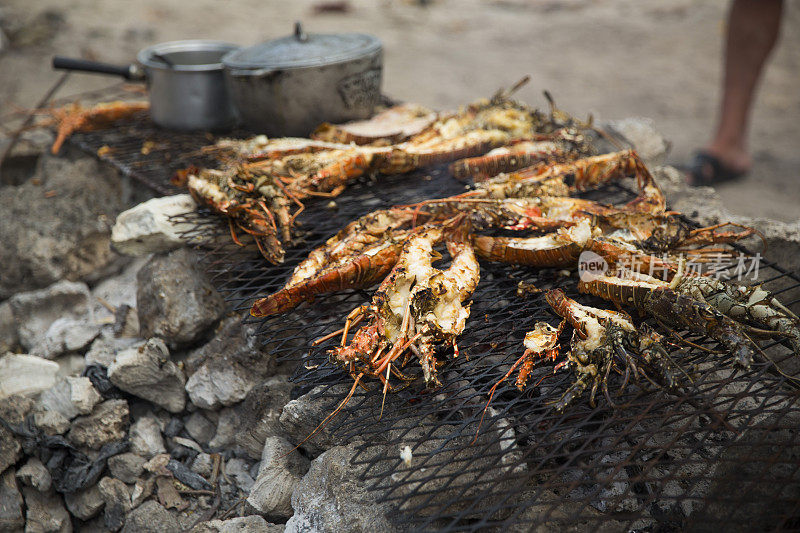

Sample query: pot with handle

[53,40,240,131]
[222,22,383,136]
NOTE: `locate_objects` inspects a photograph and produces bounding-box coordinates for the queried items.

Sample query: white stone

[64,484,104,521]
[0,353,59,399]
[184,412,215,444]
[129,416,166,459]
[224,458,254,493]
[37,380,75,421]
[16,458,52,492]
[191,453,213,478]
[8,280,94,357]
[208,407,238,450]
[33,410,70,435]
[31,316,101,359]
[108,339,185,413]
[85,335,140,368]
[185,365,250,411]
[191,516,277,533]
[247,436,309,518]
[38,376,101,420]
[606,117,670,166]
[56,354,88,378]
[111,194,198,256]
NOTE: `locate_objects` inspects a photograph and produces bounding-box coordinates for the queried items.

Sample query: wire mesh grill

[77,117,800,531]
[68,112,246,195]
[177,179,800,532]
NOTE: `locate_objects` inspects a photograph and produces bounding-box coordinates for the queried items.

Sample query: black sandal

[687,151,747,186]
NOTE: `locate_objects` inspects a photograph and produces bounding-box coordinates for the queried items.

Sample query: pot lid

[223,22,381,70]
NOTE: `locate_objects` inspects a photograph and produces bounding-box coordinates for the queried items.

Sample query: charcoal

[82,364,126,399]
[163,418,183,438]
[166,459,212,491]
[2,414,129,493]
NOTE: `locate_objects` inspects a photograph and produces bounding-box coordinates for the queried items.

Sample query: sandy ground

[1,0,798,221]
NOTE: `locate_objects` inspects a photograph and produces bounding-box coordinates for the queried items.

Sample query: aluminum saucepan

[53,40,240,131]
[222,22,383,136]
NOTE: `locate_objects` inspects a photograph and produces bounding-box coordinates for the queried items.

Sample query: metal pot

[223,22,382,136]
[53,40,240,131]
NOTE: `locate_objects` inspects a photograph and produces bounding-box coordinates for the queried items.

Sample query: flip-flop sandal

[687,151,747,186]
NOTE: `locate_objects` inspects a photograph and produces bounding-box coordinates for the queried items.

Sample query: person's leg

[703,0,783,175]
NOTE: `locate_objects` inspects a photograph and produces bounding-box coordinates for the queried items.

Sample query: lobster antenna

[507,75,531,97]
[746,333,800,386]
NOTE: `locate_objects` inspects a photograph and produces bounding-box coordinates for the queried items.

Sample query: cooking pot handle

[52,56,145,81]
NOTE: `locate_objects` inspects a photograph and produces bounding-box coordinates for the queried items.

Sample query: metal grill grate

[76,117,800,531]
[176,179,800,532]
[68,112,246,195]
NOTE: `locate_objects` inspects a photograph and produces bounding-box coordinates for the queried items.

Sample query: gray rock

[0,302,19,354]
[0,353,59,399]
[0,468,24,532]
[73,516,108,533]
[208,407,238,450]
[236,377,292,459]
[22,487,71,533]
[108,339,185,413]
[16,457,52,492]
[285,444,393,533]
[67,377,102,415]
[142,454,170,475]
[129,415,166,458]
[184,412,215,445]
[107,453,145,485]
[38,377,101,420]
[8,280,98,358]
[0,152,127,300]
[67,400,129,450]
[84,336,140,368]
[33,410,70,436]
[54,354,86,379]
[191,516,283,533]
[224,458,254,493]
[97,477,130,532]
[136,248,225,347]
[184,317,276,410]
[191,453,214,478]
[185,366,247,411]
[247,436,309,518]
[31,316,102,360]
[0,394,34,425]
[279,384,345,457]
[63,485,104,521]
[0,425,21,475]
[37,379,76,420]
[111,194,198,256]
[606,117,670,166]
[129,477,155,510]
[90,257,147,319]
[120,500,179,533]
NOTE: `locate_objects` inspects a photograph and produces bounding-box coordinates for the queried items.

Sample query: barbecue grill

[69,115,800,532]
